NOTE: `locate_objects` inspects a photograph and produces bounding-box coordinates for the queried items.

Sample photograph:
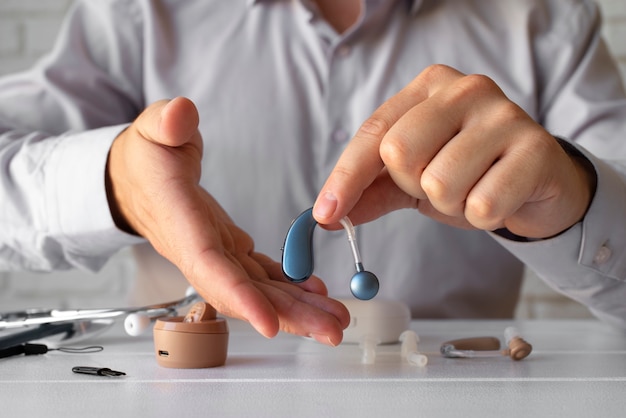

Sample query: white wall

[0,0,625,317]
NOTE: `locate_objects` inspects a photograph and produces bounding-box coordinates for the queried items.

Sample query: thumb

[342,171,419,226]
[136,97,201,148]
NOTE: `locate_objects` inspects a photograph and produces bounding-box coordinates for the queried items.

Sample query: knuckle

[488,100,528,128]
[420,169,449,202]
[462,73,498,92]
[505,127,555,168]
[465,193,503,230]
[379,131,414,170]
[419,63,454,83]
[443,73,501,107]
[330,164,358,184]
[420,170,464,216]
[358,116,392,140]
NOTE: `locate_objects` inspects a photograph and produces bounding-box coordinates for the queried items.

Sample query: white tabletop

[2,318,626,417]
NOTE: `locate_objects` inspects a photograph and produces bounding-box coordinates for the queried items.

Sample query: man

[1,0,625,345]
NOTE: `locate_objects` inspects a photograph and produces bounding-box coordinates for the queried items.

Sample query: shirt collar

[408,0,423,15]
[247,0,425,15]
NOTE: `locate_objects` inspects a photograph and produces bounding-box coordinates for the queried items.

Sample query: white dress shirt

[1,0,626,322]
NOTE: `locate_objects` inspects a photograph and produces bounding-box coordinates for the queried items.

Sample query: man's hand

[106,97,349,346]
[313,65,596,239]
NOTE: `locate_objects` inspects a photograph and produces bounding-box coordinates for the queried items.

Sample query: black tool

[72,366,126,377]
[0,343,49,359]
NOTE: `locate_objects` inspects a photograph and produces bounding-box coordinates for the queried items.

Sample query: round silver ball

[350,271,379,300]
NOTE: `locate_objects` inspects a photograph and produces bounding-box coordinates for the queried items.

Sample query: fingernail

[160,98,177,119]
[313,191,337,220]
[157,99,174,139]
[310,333,337,347]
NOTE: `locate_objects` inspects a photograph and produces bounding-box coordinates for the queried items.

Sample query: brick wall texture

[0,1,624,316]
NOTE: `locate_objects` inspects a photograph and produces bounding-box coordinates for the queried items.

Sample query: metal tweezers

[72,366,126,377]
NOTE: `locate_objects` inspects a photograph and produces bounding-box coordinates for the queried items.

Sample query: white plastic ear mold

[359,335,381,365]
[124,313,153,337]
[340,298,410,344]
[399,330,428,367]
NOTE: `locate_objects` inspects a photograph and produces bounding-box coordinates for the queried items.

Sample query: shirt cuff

[46,124,145,271]
[491,143,626,286]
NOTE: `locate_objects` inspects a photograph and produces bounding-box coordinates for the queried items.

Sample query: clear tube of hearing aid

[504,326,520,345]
[360,335,379,365]
[400,330,428,367]
[339,217,363,271]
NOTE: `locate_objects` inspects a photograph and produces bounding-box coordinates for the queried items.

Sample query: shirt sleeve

[492,1,626,328]
[492,145,626,328]
[0,0,146,272]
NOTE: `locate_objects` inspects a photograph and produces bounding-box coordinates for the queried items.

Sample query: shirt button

[331,129,350,143]
[336,44,351,58]
[593,245,612,265]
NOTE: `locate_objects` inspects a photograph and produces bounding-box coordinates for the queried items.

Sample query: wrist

[555,136,597,222]
[495,137,597,243]
[105,140,139,236]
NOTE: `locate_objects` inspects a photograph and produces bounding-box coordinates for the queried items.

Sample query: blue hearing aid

[281,207,379,300]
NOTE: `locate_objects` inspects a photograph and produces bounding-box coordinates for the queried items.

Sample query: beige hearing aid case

[153,316,229,368]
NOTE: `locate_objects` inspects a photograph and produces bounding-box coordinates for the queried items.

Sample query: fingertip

[242,296,281,339]
[313,191,338,223]
[254,321,280,339]
[199,273,281,340]
[162,96,198,118]
[158,97,200,146]
[332,331,344,347]
[310,332,342,347]
[238,299,281,339]
[336,301,351,330]
[236,306,280,339]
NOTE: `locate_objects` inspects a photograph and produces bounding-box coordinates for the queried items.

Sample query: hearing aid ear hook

[281,207,380,300]
[440,327,532,361]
